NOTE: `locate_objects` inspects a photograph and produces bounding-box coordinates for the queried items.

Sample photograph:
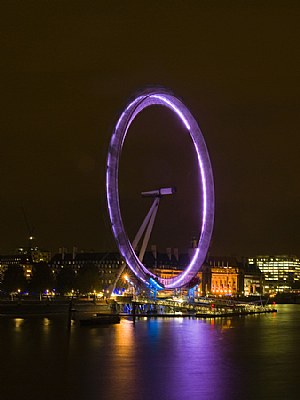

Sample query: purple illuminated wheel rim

[106,89,214,289]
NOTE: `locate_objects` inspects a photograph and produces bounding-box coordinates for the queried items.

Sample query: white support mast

[109,187,176,296]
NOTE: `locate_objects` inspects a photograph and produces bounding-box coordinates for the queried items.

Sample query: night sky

[1,1,299,258]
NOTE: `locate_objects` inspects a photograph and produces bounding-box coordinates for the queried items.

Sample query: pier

[114,296,277,319]
[0,296,277,319]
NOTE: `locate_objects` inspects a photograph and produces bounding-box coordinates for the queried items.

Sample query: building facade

[248,255,300,293]
[0,254,33,281]
[50,250,122,292]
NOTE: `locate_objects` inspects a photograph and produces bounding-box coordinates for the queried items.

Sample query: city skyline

[1,1,299,257]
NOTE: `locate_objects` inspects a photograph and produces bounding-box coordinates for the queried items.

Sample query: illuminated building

[243,273,263,296]
[0,254,32,281]
[31,249,51,263]
[210,267,239,295]
[50,250,122,291]
[205,257,241,296]
[145,252,244,297]
[0,246,52,283]
[18,246,51,279]
[248,255,300,293]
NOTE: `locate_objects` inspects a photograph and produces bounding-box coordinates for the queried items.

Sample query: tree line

[0,263,104,296]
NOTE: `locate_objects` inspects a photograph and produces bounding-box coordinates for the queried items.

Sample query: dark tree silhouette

[56,266,76,295]
[30,262,54,294]
[75,263,101,294]
[2,264,27,293]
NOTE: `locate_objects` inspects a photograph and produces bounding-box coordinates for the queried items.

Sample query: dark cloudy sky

[0,0,299,257]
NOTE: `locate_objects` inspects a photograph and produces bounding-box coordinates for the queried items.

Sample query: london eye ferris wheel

[106,88,214,290]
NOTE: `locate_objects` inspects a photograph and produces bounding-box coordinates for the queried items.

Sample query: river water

[0,304,298,400]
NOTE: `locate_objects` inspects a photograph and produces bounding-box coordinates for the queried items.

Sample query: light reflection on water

[0,305,298,400]
[14,318,24,329]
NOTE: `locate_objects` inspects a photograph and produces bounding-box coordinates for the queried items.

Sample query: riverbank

[0,299,112,317]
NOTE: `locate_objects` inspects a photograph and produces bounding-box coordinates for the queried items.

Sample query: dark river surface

[0,304,299,400]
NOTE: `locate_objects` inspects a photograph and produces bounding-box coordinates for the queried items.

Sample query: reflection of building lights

[15,318,24,328]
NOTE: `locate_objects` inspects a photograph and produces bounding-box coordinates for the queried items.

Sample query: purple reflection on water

[79,318,237,400]
[127,319,231,400]
[1,307,298,400]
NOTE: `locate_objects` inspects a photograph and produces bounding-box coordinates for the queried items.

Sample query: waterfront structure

[106,88,214,289]
[197,256,247,296]
[0,246,51,282]
[51,249,243,297]
[3,245,298,298]
[248,255,300,293]
[144,253,251,297]
[243,272,264,296]
[243,260,264,296]
[0,253,33,281]
[50,248,190,295]
[146,254,264,297]
[50,250,122,292]
[30,249,51,264]
[210,266,235,295]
